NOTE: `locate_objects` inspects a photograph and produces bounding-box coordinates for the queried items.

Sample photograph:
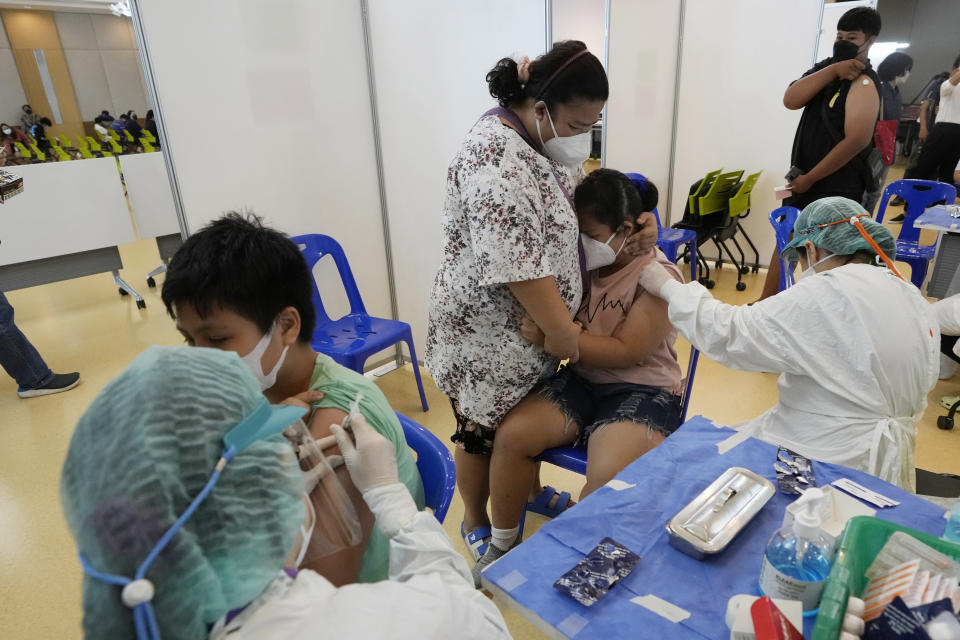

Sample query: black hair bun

[487,57,524,107]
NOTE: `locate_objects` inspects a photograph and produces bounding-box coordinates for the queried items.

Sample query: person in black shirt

[759,6,881,300]
[862,51,913,213]
[29,117,54,158]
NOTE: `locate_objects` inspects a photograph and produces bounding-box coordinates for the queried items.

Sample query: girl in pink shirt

[472,169,683,585]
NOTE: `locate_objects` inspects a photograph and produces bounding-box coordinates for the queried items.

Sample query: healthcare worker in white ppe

[638,197,939,491]
[60,346,510,640]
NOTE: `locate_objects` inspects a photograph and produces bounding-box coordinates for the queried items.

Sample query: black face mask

[833,39,861,62]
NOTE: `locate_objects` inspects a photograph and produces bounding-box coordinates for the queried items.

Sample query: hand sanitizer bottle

[758,488,833,612]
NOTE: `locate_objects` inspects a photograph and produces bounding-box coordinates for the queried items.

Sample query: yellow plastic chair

[124,129,135,142]
[74,137,96,159]
[106,136,123,155]
[50,143,72,162]
[85,136,113,157]
[141,130,156,143]
[29,143,47,162]
[13,141,32,160]
[139,138,155,153]
[689,170,743,289]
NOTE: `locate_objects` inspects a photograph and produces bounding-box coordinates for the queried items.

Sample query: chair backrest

[14,142,31,158]
[727,171,763,218]
[688,169,723,215]
[876,179,958,244]
[395,412,456,523]
[769,206,800,291]
[29,144,45,161]
[290,233,368,326]
[697,170,744,216]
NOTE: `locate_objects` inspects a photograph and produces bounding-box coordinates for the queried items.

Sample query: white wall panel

[54,12,99,50]
[604,0,681,210]
[90,14,136,50]
[0,158,135,266]
[552,0,605,59]
[135,0,393,322]
[669,0,822,266]
[119,152,179,239]
[0,48,27,125]
[62,49,112,120]
[366,0,547,356]
[100,49,148,116]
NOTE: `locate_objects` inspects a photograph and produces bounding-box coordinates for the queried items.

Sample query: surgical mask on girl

[581,229,626,271]
[897,70,910,85]
[1,127,11,136]
[536,106,592,169]
[240,323,289,391]
[798,249,834,281]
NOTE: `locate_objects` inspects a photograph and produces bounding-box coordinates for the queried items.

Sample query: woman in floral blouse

[425,41,657,562]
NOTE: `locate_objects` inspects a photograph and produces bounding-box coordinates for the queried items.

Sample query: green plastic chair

[706,171,763,291]
[139,138,155,153]
[74,137,96,159]
[687,169,723,217]
[141,130,156,143]
[691,170,743,289]
[85,136,113,157]
[14,141,32,160]
[29,143,47,162]
[50,143,72,161]
[124,129,135,142]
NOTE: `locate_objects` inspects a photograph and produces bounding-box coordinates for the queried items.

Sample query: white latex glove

[330,414,398,494]
[301,454,344,494]
[638,253,673,298]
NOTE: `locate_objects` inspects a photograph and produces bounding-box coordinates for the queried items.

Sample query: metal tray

[666,466,775,559]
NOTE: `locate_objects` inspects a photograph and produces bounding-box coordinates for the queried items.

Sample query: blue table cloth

[483,416,949,639]
[914,204,960,232]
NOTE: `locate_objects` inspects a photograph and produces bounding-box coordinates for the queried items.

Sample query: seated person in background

[61,346,510,639]
[161,213,425,585]
[0,123,31,165]
[125,112,143,140]
[473,170,684,584]
[144,109,159,143]
[638,197,939,491]
[29,117,53,156]
[110,115,125,134]
[93,116,113,140]
[19,104,38,133]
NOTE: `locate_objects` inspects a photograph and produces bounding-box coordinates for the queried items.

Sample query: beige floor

[2,205,959,638]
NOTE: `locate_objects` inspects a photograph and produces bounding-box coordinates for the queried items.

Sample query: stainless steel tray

[666,466,775,559]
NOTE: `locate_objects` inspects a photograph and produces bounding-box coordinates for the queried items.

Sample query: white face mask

[536,106,592,169]
[797,249,833,281]
[1,128,11,135]
[581,229,626,271]
[898,70,910,85]
[240,323,289,391]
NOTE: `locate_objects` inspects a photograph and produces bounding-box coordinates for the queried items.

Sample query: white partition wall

[668,0,822,263]
[0,158,134,265]
[604,0,682,205]
[365,0,547,354]
[135,0,392,322]
[119,153,179,239]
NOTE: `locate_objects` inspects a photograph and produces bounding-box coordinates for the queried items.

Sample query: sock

[490,525,519,551]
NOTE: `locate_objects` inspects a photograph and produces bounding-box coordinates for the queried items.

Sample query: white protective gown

[659,263,939,491]
[934,293,960,356]
[209,484,511,640]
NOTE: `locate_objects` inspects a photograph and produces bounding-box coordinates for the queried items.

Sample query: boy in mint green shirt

[161,213,424,584]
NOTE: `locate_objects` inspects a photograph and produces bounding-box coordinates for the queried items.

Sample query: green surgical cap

[781,196,896,262]
[60,346,305,640]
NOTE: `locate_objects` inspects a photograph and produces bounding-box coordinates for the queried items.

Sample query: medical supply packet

[775,447,818,495]
[866,532,960,582]
[553,537,641,607]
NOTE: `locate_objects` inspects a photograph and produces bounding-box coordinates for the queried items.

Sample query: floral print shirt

[425,114,583,428]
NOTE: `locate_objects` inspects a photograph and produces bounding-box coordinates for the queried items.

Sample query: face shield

[282,419,362,565]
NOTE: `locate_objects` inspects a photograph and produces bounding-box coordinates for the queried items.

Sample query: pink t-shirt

[573,248,683,393]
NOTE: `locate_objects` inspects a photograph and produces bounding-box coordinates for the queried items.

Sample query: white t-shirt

[935,78,960,125]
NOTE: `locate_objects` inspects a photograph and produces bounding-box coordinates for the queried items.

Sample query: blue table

[482,416,949,639]
[914,204,960,232]
[913,205,960,298]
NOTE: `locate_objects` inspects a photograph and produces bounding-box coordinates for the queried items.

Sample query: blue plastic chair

[292,234,428,411]
[768,206,800,292]
[536,348,701,476]
[875,179,958,289]
[626,172,698,281]
[396,412,456,523]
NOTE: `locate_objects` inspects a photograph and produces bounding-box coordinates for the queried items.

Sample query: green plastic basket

[811,516,960,640]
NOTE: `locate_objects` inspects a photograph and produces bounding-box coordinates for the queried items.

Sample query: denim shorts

[539,366,682,447]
